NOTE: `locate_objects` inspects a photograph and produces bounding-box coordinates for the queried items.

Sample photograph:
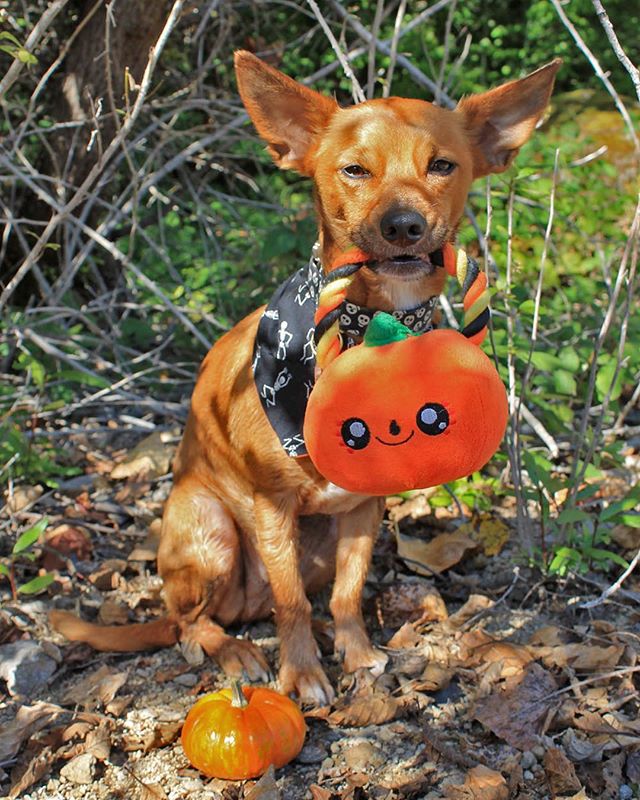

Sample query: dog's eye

[416,403,449,435]
[342,164,370,179]
[341,417,371,449]
[429,159,456,175]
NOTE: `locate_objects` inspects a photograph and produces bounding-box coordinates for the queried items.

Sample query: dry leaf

[98,597,130,626]
[110,431,173,481]
[0,702,61,762]
[377,579,447,629]
[121,721,182,753]
[386,488,438,522]
[457,515,510,557]
[473,663,558,750]
[328,692,416,727]
[5,485,43,512]
[543,747,582,797]
[62,664,128,710]
[533,643,623,672]
[447,595,494,628]
[444,765,508,799]
[141,783,169,800]
[528,626,568,647]
[244,765,281,799]
[464,639,533,678]
[42,524,92,571]
[89,559,127,590]
[610,523,640,551]
[8,744,57,799]
[395,529,476,575]
[387,622,423,649]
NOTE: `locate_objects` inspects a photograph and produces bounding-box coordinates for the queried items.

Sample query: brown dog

[51,52,560,705]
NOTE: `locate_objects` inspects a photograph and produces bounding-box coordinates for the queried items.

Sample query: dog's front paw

[279,658,335,707]
[335,624,388,676]
[216,637,273,683]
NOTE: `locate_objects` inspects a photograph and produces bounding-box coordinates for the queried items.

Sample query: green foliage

[0,30,37,64]
[0,518,54,599]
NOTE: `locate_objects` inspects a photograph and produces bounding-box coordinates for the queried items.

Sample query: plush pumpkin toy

[303,245,508,496]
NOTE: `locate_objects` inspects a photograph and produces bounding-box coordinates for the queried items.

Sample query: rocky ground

[1,427,639,800]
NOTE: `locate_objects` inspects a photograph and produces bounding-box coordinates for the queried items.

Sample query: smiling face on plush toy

[303,317,508,496]
[341,401,449,450]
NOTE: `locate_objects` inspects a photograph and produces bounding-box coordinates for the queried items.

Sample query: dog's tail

[49,609,179,652]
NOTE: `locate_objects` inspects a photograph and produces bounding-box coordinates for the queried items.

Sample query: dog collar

[252,250,439,458]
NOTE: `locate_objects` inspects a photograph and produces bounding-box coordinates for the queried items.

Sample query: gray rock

[0,640,57,698]
[60,753,96,784]
[521,750,537,770]
[343,741,384,771]
[297,743,327,764]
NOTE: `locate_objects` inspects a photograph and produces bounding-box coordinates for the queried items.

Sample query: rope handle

[314,243,490,370]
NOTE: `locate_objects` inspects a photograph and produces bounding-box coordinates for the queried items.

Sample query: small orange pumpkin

[181,681,307,780]
[304,313,508,495]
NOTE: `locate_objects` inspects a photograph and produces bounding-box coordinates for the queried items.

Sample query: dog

[51,51,560,706]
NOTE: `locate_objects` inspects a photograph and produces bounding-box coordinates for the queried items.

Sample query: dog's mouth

[368,249,443,280]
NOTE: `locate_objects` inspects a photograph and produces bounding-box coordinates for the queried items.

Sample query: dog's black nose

[380,209,426,245]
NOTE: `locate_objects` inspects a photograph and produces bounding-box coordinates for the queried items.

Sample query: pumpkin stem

[230,680,249,708]
[364,312,414,347]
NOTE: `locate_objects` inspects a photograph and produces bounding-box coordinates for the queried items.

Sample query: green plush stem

[363,312,414,347]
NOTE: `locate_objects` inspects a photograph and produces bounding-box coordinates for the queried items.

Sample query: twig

[591,0,640,102]
[0,0,186,310]
[0,0,70,99]
[382,0,407,98]
[550,0,639,153]
[305,0,366,103]
[579,548,640,609]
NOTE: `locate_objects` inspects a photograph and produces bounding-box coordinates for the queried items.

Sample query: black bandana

[252,251,438,457]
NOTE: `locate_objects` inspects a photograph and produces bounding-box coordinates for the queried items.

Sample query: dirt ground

[1,427,639,800]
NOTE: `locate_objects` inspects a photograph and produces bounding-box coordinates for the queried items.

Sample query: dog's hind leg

[159,475,271,681]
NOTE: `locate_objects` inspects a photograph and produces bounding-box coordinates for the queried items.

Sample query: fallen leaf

[121,721,182,753]
[395,529,476,575]
[457,515,510,557]
[387,621,423,649]
[561,729,608,763]
[532,643,623,672]
[444,765,509,799]
[377,579,448,629]
[244,764,280,799]
[141,783,169,800]
[62,664,128,710]
[626,749,640,783]
[528,626,568,647]
[89,559,127,590]
[9,744,57,798]
[464,639,533,678]
[328,691,417,727]
[110,431,173,481]
[610,523,640,550]
[473,663,558,750]
[98,597,130,626]
[42,525,92,570]
[0,702,62,762]
[447,595,494,628]
[543,747,582,797]
[5,485,43,512]
[386,488,438,522]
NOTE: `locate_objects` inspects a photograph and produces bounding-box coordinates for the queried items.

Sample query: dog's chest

[300,480,368,515]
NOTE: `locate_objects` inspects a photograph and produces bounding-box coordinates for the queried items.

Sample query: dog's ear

[234,51,338,175]
[457,59,561,177]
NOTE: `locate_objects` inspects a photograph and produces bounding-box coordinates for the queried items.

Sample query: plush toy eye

[416,403,449,435]
[341,417,371,449]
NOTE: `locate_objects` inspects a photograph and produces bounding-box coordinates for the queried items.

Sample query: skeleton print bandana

[252,251,439,458]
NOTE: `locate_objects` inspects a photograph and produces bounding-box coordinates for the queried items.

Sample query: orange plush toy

[303,244,508,496]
